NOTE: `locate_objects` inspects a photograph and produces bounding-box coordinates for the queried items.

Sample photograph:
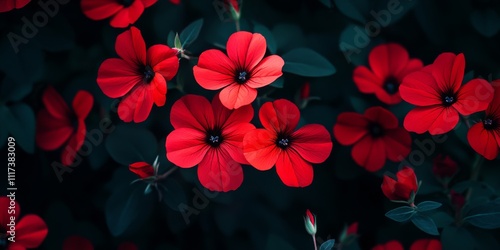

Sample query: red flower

[400,53,494,135]
[165,95,255,192]
[467,82,500,160]
[0,197,48,249]
[36,86,94,166]
[372,240,404,250]
[63,236,94,250]
[410,239,442,250]
[353,43,423,105]
[346,222,358,236]
[381,166,419,202]
[304,209,317,235]
[333,106,411,172]
[129,162,155,179]
[243,99,332,187]
[81,0,157,28]
[432,154,458,179]
[97,26,179,123]
[0,0,30,12]
[193,31,284,109]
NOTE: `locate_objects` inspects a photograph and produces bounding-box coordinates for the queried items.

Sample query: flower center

[383,77,399,95]
[143,65,155,83]
[119,0,134,7]
[206,129,223,147]
[369,123,384,137]
[483,118,497,130]
[276,137,291,149]
[442,93,456,107]
[236,71,249,84]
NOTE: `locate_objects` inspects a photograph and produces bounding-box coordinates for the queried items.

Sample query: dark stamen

[384,77,399,95]
[236,71,248,84]
[277,137,290,149]
[143,65,155,83]
[369,123,384,137]
[483,118,496,130]
[206,129,223,147]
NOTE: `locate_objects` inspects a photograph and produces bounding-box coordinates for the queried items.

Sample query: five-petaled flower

[400,52,494,135]
[243,99,332,187]
[81,0,157,28]
[97,26,179,123]
[36,86,94,166]
[354,43,423,105]
[193,31,284,109]
[381,166,419,203]
[304,209,317,236]
[166,94,255,192]
[467,82,500,160]
[0,197,48,249]
[333,106,411,172]
[0,0,30,12]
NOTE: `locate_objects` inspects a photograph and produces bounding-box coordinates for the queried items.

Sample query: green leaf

[333,0,369,23]
[0,76,33,102]
[442,226,475,250]
[417,201,442,212]
[318,0,333,8]
[160,179,187,211]
[411,214,439,235]
[105,125,157,166]
[253,22,277,54]
[174,33,182,49]
[270,77,284,88]
[282,48,336,77]
[463,199,500,229]
[385,206,416,222]
[180,18,204,49]
[349,96,369,113]
[265,234,295,250]
[319,239,336,250]
[167,31,175,47]
[3,104,35,153]
[470,9,500,38]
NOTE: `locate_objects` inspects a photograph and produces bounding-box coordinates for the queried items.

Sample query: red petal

[149,74,167,106]
[487,81,500,114]
[147,45,179,81]
[381,175,398,200]
[117,85,154,123]
[383,128,412,162]
[291,124,332,163]
[15,215,48,248]
[333,112,369,145]
[410,239,442,250]
[118,242,138,250]
[368,43,409,79]
[110,2,144,28]
[404,106,459,135]
[42,86,71,120]
[219,83,258,109]
[243,129,280,171]
[212,93,254,129]
[81,0,122,20]
[429,53,465,94]
[141,0,157,8]
[116,26,146,65]
[72,91,94,120]
[129,162,155,178]
[374,89,402,105]
[170,95,214,130]
[353,66,384,94]
[275,149,313,187]
[352,136,386,172]
[306,209,315,225]
[221,123,256,164]
[0,196,20,231]
[395,58,424,79]
[63,236,94,250]
[193,49,236,90]
[346,222,358,235]
[364,106,399,130]
[36,109,73,151]
[454,78,494,115]
[384,240,404,250]
[396,166,418,194]
[246,55,284,88]
[259,99,300,134]
[97,58,142,98]
[197,148,244,192]
[226,31,266,70]
[166,128,209,168]
[399,71,442,106]
[467,123,499,160]
[61,121,86,166]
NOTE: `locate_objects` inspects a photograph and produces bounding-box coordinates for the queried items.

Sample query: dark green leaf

[167,31,175,47]
[0,76,33,102]
[265,234,295,250]
[160,178,187,211]
[270,77,284,88]
[411,214,439,235]
[349,96,369,113]
[318,0,332,8]
[180,18,204,48]
[105,125,157,166]
[282,48,336,77]
[253,22,277,54]
[385,206,416,222]
[470,9,500,38]
[442,226,475,250]
[319,239,335,250]
[463,199,500,229]
[417,201,442,212]
[333,0,368,23]
[4,104,35,153]
[338,25,371,65]
[33,16,75,52]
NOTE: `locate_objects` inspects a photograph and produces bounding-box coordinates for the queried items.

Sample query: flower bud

[304,209,317,235]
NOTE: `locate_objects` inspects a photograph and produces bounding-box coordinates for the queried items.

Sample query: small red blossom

[81,0,157,28]
[467,82,500,160]
[450,190,466,211]
[63,236,94,250]
[300,82,310,100]
[193,31,284,109]
[432,154,458,179]
[333,106,412,172]
[410,239,442,250]
[372,240,404,250]
[400,52,494,135]
[243,99,332,187]
[129,162,155,179]
[36,86,94,166]
[353,43,423,105]
[381,166,419,202]
[97,26,179,123]
[226,0,239,13]
[0,197,48,250]
[304,209,317,235]
[166,94,255,192]
[0,0,30,12]
[346,222,358,236]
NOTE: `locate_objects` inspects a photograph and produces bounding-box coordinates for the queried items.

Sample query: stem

[157,166,178,180]
[462,115,472,128]
[465,154,484,201]
[312,235,318,250]
[235,20,241,31]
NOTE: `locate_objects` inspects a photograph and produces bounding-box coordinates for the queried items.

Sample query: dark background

[1,0,500,249]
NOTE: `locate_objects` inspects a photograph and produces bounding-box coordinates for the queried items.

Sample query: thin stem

[312,235,318,250]
[157,166,178,180]
[465,154,484,201]
[462,115,472,128]
[235,20,241,31]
